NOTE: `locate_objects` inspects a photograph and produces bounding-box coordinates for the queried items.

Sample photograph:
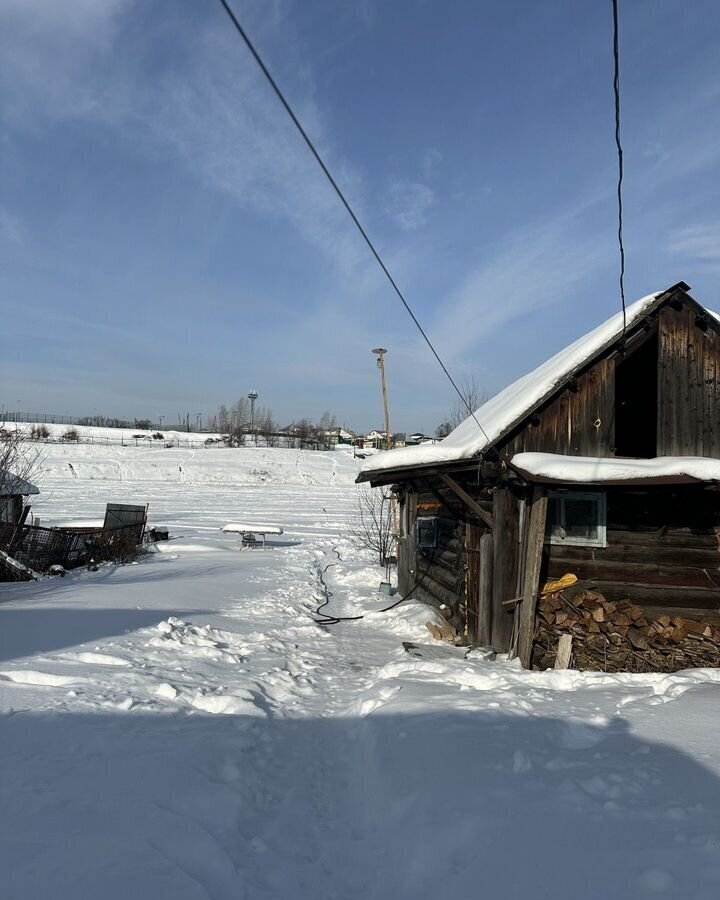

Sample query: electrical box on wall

[416,516,438,549]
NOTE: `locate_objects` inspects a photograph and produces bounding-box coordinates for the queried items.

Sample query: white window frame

[546,490,607,548]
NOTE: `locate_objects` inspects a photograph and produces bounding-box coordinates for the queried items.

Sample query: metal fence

[13,433,341,451]
[9,522,145,572]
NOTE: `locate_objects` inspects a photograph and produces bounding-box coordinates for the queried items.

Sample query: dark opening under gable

[614,328,658,458]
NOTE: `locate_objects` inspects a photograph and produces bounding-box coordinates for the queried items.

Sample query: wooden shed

[0,469,39,530]
[357,282,720,669]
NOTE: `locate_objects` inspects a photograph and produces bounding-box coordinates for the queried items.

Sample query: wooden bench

[221,523,284,549]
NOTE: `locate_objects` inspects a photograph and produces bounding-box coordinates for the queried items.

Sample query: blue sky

[2,0,720,432]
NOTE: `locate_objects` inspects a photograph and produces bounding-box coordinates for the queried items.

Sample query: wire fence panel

[7,522,147,573]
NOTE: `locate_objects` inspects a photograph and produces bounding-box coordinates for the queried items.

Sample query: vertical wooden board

[599,357,616,455]
[517,490,548,669]
[659,306,683,455]
[406,492,417,595]
[713,330,720,455]
[702,329,714,455]
[478,532,494,647]
[396,492,409,596]
[491,487,520,651]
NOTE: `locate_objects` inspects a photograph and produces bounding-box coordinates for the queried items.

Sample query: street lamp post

[371,349,392,450]
[196,413,202,432]
[159,415,164,430]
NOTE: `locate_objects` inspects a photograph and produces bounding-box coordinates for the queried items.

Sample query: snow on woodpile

[511,453,720,484]
[361,292,663,476]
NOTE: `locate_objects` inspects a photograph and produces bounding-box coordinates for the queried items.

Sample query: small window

[416,516,438,549]
[547,491,606,548]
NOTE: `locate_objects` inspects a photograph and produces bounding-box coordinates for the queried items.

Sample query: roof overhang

[0,470,40,496]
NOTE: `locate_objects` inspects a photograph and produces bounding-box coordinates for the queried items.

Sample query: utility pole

[372,349,392,450]
[196,412,202,432]
[372,348,398,539]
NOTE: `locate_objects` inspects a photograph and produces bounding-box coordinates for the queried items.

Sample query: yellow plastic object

[540,573,577,596]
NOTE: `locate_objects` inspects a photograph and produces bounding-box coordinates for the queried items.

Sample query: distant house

[364,430,388,450]
[406,432,432,445]
[358,282,720,670]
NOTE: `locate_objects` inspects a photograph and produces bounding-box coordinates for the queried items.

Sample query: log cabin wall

[543,486,720,620]
[395,477,494,639]
[657,304,720,456]
[499,357,615,458]
[412,483,465,630]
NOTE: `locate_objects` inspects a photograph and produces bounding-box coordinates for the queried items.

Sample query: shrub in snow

[29,424,50,441]
[62,427,79,443]
[348,484,397,567]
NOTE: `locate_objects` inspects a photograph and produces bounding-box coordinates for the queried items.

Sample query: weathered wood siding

[499,357,615,458]
[491,486,521,650]
[657,304,720,456]
[544,486,720,620]
[396,478,495,640]
[410,486,466,629]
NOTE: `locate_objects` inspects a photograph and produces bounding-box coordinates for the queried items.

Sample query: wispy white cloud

[0,207,26,246]
[384,179,435,231]
[430,207,607,363]
[0,0,132,125]
[669,223,720,264]
[0,0,370,276]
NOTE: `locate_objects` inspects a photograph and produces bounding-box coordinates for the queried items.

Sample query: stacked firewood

[532,586,720,672]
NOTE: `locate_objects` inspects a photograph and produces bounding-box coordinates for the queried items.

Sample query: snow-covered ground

[3,446,720,899]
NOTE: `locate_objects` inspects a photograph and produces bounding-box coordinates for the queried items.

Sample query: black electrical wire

[612,0,627,337]
[214,0,491,442]
[313,548,435,625]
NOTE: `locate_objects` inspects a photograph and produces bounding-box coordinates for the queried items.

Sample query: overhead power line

[612,0,627,337]
[215,0,491,444]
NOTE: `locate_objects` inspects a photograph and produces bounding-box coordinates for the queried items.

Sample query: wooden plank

[478,532,494,646]
[545,556,720,588]
[439,475,493,528]
[542,578,720,610]
[517,490,548,668]
[491,487,520,651]
[554,634,573,669]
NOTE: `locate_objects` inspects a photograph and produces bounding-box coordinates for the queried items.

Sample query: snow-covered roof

[360,287,693,480]
[510,453,720,485]
[0,469,39,496]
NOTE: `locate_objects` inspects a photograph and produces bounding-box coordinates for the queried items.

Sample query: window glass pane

[564,498,598,540]
[547,496,564,539]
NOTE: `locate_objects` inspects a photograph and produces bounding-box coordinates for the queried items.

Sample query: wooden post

[491,486,520,651]
[517,489,548,669]
[478,532,494,646]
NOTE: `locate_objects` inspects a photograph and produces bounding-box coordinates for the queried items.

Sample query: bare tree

[444,374,489,433]
[0,427,43,529]
[348,485,397,566]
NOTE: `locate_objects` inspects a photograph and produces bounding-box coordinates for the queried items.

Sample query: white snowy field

[3,445,720,899]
